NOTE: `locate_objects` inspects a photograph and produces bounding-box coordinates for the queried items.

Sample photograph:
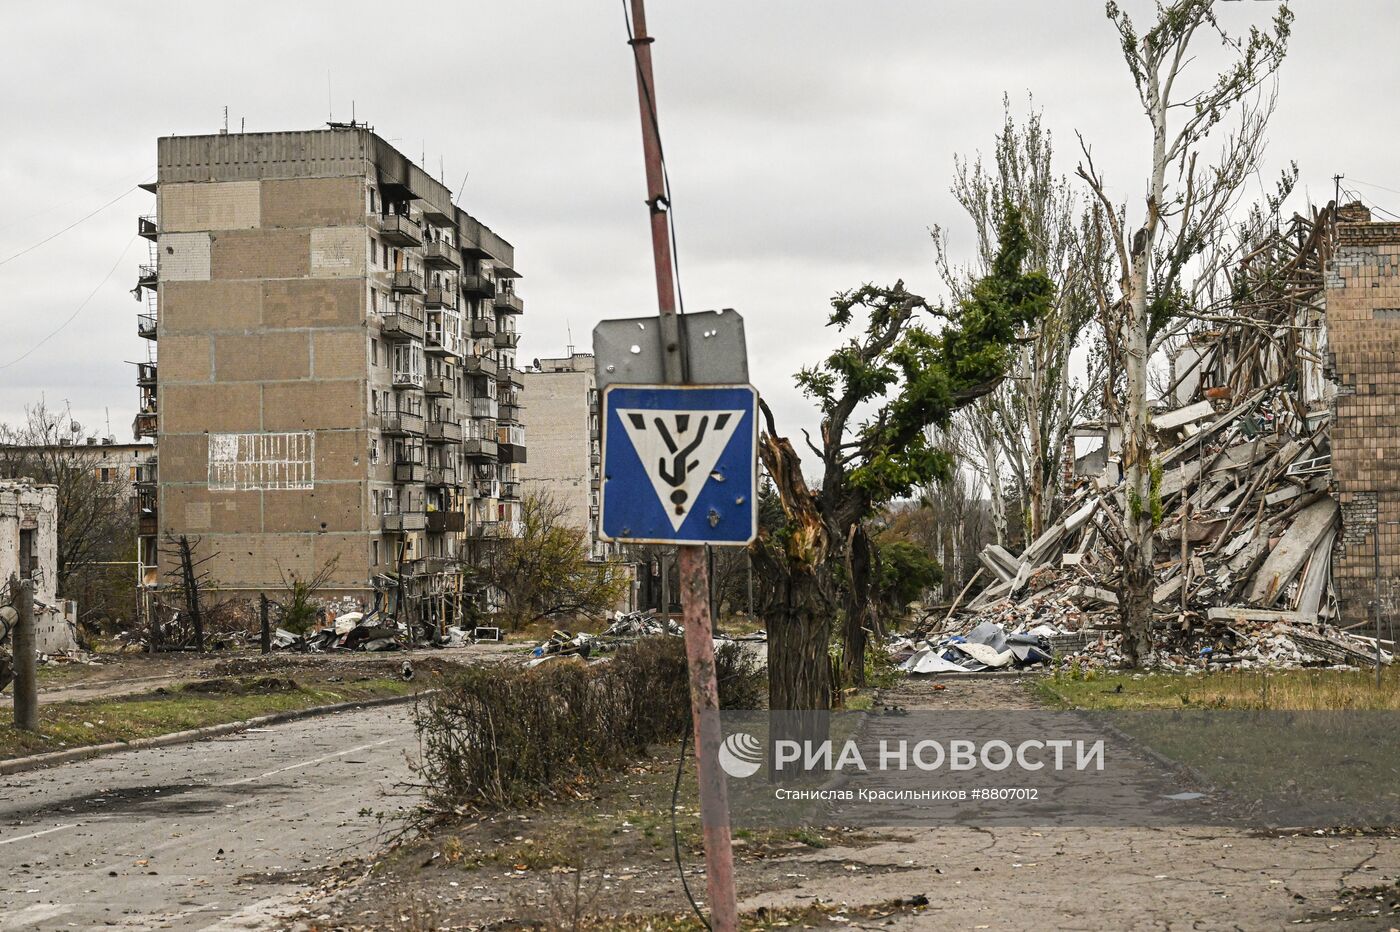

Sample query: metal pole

[260,593,271,655]
[626,3,738,927]
[13,576,38,732]
[1376,526,1383,688]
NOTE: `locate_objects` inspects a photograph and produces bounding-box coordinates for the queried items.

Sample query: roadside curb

[0,689,434,777]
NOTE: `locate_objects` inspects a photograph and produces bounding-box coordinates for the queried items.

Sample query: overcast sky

[2,1,1397,468]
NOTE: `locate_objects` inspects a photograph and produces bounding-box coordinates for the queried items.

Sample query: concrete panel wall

[213,332,312,382]
[159,233,212,281]
[263,279,362,328]
[310,227,366,278]
[160,383,261,434]
[211,229,311,280]
[262,381,363,431]
[160,181,260,232]
[262,177,364,228]
[161,281,262,333]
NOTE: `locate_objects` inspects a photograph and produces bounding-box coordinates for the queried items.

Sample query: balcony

[133,411,158,439]
[501,481,521,501]
[137,313,157,340]
[460,274,495,298]
[389,269,425,294]
[494,327,519,349]
[472,519,501,537]
[376,213,422,246]
[498,402,522,423]
[463,438,499,460]
[498,367,524,389]
[422,240,461,270]
[494,292,525,314]
[425,329,460,357]
[391,367,424,389]
[137,264,157,288]
[139,512,159,536]
[463,355,499,379]
[475,479,501,499]
[469,397,498,420]
[424,285,457,310]
[426,419,463,444]
[424,375,452,397]
[382,511,427,532]
[138,215,158,240]
[425,466,457,487]
[380,311,426,342]
[394,462,426,483]
[468,316,496,338]
[379,410,425,435]
[426,511,466,533]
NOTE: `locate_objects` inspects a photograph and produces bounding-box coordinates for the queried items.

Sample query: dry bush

[414,638,764,813]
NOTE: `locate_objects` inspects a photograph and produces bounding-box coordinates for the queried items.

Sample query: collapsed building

[930,203,1400,668]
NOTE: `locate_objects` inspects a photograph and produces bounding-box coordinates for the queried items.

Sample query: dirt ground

[281,673,1400,930]
[0,641,525,708]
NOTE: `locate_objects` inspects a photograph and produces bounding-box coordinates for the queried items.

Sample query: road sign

[599,384,758,545]
[593,308,748,390]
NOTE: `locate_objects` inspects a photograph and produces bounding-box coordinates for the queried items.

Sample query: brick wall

[1326,206,1400,623]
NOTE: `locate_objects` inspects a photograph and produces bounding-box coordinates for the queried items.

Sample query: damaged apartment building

[952,203,1400,666]
[132,125,527,630]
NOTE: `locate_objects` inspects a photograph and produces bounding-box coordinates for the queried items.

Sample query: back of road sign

[600,384,758,546]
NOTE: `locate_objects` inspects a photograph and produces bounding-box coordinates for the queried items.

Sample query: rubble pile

[923,382,1390,671]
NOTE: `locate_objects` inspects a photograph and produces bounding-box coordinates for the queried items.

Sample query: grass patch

[0,675,415,760]
[1035,665,1400,711]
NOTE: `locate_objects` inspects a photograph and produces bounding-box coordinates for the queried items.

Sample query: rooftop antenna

[327,71,333,122]
[240,116,245,133]
[222,105,228,134]
[439,155,445,184]
[105,407,111,438]
[566,320,574,356]
[455,171,470,202]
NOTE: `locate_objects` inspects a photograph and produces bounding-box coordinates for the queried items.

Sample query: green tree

[760,203,1053,705]
[872,539,942,623]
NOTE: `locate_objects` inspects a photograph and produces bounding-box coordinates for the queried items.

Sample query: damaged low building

[1,479,78,654]
[935,203,1400,667]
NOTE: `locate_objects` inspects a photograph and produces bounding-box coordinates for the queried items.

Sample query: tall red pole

[626,2,739,928]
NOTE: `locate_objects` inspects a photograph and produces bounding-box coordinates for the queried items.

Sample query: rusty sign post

[623,2,740,927]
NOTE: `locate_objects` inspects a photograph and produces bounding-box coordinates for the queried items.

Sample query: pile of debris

[891,621,1055,674]
[524,611,765,667]
[273,611,404,653]
[925,383,1389,670]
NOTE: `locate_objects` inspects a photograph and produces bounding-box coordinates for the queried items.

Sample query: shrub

[414,638,765,813]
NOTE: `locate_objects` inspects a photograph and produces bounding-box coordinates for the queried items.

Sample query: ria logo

[718,731,763,779]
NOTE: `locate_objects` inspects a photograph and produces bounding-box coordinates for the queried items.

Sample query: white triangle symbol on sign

[617,408,744,532]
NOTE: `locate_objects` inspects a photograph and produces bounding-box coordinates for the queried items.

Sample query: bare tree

[935,97,1106,543]
[0,403,137,629]
[1076,0,1292,664]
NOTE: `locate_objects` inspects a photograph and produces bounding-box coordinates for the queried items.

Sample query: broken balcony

[382,511,427,532]
[389,269,425,294]
[379,410,425,435]
[424,376,452,397]
[424,285,457,310]
[460,274,495,298]
[493,292,524,314]
[393,462,426,483]
[138,215,158,240]
[380,310,425,342]
[425,466,457,487]
[494,326,519,349]
[391,367,424,389]
[426,419,463,444]
[425,329,460,357]
[422,240,461,270]
[133,411,158,439]
[468,316,496,339]
[137,264,157,288]
[463,355,498,379]
[462,438,499,460]
[501,481,521,501]
[137,313,158,340]
[376,213,422,246]
[426,511,466,533]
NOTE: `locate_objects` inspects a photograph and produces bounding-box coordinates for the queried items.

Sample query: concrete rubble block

[1246,497,1340,606]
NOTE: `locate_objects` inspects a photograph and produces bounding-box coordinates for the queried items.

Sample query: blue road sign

[600,384,758,545]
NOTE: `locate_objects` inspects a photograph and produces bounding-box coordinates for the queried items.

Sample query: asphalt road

[0,704,420,930]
